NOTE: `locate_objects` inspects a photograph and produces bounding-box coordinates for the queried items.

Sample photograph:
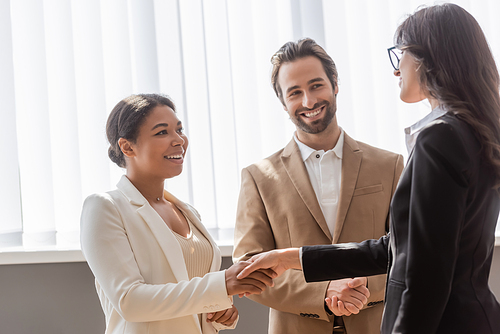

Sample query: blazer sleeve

[233,168,331,321]
[302,235,389,281]
[80,194,232,323]
[391,121,471,333]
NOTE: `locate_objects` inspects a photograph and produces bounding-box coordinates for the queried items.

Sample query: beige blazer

[233,133,404,334]
[81,176,234,334]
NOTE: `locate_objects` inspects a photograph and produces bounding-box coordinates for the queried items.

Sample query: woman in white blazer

[80,94,274,334]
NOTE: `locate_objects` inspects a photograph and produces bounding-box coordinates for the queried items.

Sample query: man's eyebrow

[285,85,300,96]
[308,77,325,85]
[285,77,325,96]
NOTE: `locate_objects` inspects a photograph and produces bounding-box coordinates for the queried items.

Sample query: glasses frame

[388,46,402,71]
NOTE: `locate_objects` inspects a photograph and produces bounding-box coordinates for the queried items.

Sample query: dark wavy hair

[106,94,176,168]
[395,3,500,189]
[270,38,338,105]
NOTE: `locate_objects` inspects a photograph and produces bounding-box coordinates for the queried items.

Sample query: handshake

[224,260,277,297]
[225,250,371,317]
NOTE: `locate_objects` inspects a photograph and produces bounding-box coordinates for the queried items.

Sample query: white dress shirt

[294,130,344,238]
[405,106,447,154]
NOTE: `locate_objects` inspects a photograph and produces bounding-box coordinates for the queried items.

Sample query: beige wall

[1,249,499,334]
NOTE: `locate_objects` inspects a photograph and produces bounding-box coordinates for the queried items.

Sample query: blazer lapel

[116,176,189,283]
[332,133,362,243]
[281,139,332,241]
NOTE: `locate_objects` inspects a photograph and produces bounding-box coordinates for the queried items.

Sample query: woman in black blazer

[238,4,500,334]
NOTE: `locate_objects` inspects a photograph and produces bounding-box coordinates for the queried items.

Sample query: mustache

[295,101,328,115]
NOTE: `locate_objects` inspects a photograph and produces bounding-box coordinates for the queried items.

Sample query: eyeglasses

[388,46,402,71]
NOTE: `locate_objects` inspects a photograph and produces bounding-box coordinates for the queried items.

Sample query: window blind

[1,0,499,251]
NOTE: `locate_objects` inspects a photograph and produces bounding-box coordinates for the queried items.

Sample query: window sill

[1,238,499,266]
[0,243,234,265]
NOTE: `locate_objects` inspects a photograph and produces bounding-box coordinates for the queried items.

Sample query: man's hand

[325,277,369,316]
[225,261,276,296]
[237,248,301,280]
[207,305,238,326]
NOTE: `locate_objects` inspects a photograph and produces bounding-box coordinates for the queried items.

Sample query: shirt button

[316,154,320,158]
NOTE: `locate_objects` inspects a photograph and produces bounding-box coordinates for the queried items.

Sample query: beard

[291,98,336,134]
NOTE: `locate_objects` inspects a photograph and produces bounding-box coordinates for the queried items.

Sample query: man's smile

[298,104,326,120]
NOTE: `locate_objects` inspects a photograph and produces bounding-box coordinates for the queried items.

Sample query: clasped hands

[325,277,369,316]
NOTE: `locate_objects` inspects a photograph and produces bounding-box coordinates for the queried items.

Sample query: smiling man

[233,39,404,334]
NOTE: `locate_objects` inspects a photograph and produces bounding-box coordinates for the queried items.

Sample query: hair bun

[108,146,125,168]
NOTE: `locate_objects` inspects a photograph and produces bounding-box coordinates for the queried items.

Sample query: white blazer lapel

[135,205,190,283]
[117,176,190,283]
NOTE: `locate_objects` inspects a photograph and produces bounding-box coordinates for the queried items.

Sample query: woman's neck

[428,97,439,110]
[125,172,165,203]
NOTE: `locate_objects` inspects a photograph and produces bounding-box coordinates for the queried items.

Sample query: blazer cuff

[201,271,233,313]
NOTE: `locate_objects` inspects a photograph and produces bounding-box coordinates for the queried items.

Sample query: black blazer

[302,113,500,334]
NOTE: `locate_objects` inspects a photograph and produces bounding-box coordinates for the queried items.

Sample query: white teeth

[304,107,322,118]
[165,154,182,159]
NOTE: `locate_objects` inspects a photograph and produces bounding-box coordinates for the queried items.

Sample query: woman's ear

[118,138,135,158]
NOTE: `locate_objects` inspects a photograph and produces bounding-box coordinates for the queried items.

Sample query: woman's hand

[237,248,301,280]
[206,305,238,327]
[225,261,276,296]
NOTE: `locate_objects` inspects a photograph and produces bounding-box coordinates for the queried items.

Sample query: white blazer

[80,176,235,334]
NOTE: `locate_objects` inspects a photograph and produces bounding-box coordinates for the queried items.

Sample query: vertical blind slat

[44,0,82,246]
[100,0,133,112]
[202,0,239,236]
[0,0,22,245]
[129,0,160,93]
[226,1,264,170]
[72,0,111,196]
[11,0,56,247]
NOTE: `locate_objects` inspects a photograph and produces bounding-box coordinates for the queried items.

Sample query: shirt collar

[294,129,345,161]
[404,106,447,154]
